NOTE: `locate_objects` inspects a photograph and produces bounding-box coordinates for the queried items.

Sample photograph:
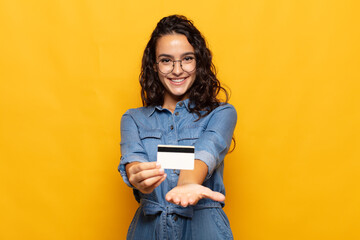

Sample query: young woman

[119,15,237,240]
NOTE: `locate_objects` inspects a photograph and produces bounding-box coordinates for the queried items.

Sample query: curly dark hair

[140,15,230,120]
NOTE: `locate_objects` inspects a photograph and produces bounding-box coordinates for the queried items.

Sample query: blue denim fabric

[119,99,237,240]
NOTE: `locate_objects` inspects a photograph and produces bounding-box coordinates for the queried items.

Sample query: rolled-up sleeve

[194,104,237,180]
[118,111,149,187]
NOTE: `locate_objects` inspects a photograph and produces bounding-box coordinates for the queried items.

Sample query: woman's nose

[172,60,183,75]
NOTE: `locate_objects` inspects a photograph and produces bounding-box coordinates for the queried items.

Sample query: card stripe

[158,146,195,153]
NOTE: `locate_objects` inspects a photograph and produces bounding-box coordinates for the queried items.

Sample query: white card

[157,145,195,170]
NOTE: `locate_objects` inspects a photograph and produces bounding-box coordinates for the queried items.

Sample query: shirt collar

[146,98,192,117]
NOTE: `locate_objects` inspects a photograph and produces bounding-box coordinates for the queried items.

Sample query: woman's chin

[166,88,185,97]
[166,91,187,101]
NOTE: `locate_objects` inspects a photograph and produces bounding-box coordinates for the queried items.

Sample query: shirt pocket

[178,127,203,146]
[139,129,163,162]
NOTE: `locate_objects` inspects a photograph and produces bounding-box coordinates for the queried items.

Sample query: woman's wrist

[177,159,208,186]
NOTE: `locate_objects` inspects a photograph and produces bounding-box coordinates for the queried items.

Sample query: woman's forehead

[156,34,194,57]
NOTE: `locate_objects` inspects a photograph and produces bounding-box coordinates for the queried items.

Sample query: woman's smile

[167,76,188,85]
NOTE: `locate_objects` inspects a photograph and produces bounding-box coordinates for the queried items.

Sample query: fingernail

[156,163,161,168]
[158,168,164,174]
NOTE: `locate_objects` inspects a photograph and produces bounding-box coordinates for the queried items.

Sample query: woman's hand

[165,183,225,207]
[126,162,167,194]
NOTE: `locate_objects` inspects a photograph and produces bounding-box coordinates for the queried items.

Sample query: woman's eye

[183,56,194,62]
[160,58,172,64]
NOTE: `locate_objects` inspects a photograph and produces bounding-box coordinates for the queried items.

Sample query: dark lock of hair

[139,15,230,120]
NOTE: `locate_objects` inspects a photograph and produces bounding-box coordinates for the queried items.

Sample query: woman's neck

[162,93,187,113]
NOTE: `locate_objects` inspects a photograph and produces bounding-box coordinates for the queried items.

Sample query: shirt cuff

[118,155,147,188]
[195,150,216,181]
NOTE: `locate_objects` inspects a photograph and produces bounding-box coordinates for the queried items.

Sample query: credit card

[157,145,195,170]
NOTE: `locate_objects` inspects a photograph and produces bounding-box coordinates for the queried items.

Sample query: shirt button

[173,169,176,174]
[179,102,183,107]
[175,112,179,116]
[173,216,178,221]
[170,125,174,130]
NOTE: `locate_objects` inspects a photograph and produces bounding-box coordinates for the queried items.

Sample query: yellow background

[1,0,359,239]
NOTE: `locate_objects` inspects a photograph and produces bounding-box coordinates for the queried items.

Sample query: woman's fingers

[126,162,166,194]
[167,192,196,207]
[141,174,167,194]
[135,167,164,182]
[165,191,178,204]
[152,174,167,188]
[165,184,225,206]
[138,173,165,189]
[180,194,190,207]
[132,174,164,194]
[201,188,225,202]
[128,162,160,174]
[128,163,164,183]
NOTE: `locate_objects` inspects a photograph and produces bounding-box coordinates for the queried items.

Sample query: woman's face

[155,34,196,102]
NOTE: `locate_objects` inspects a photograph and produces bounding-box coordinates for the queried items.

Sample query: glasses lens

[158,60,173,74]
[157,57,196,74]
[181,57,196,72]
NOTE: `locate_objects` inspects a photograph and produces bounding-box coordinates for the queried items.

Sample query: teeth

[171,78,185,83]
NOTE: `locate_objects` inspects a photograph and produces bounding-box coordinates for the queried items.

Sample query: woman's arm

[165,104,237,207]
[177,160,207,185]
[120,111,166,193]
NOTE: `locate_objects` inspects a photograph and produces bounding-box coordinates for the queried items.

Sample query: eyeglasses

[156,56,196,74]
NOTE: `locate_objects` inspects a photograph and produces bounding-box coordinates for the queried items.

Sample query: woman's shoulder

[123,106,155,116]
[121,106,157,129]
[211,102,237,115]
[197,103,237,123]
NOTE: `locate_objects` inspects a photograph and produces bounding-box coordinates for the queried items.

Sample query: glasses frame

[155,58,196,74]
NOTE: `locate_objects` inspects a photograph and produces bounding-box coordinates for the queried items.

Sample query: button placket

[167,114,177,145]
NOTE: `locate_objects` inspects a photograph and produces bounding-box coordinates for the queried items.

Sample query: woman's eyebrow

[157,52,195,58]
[158,54,172,58]
[181,52,195,56]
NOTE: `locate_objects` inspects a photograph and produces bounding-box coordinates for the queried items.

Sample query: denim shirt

[119,99,237,207]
